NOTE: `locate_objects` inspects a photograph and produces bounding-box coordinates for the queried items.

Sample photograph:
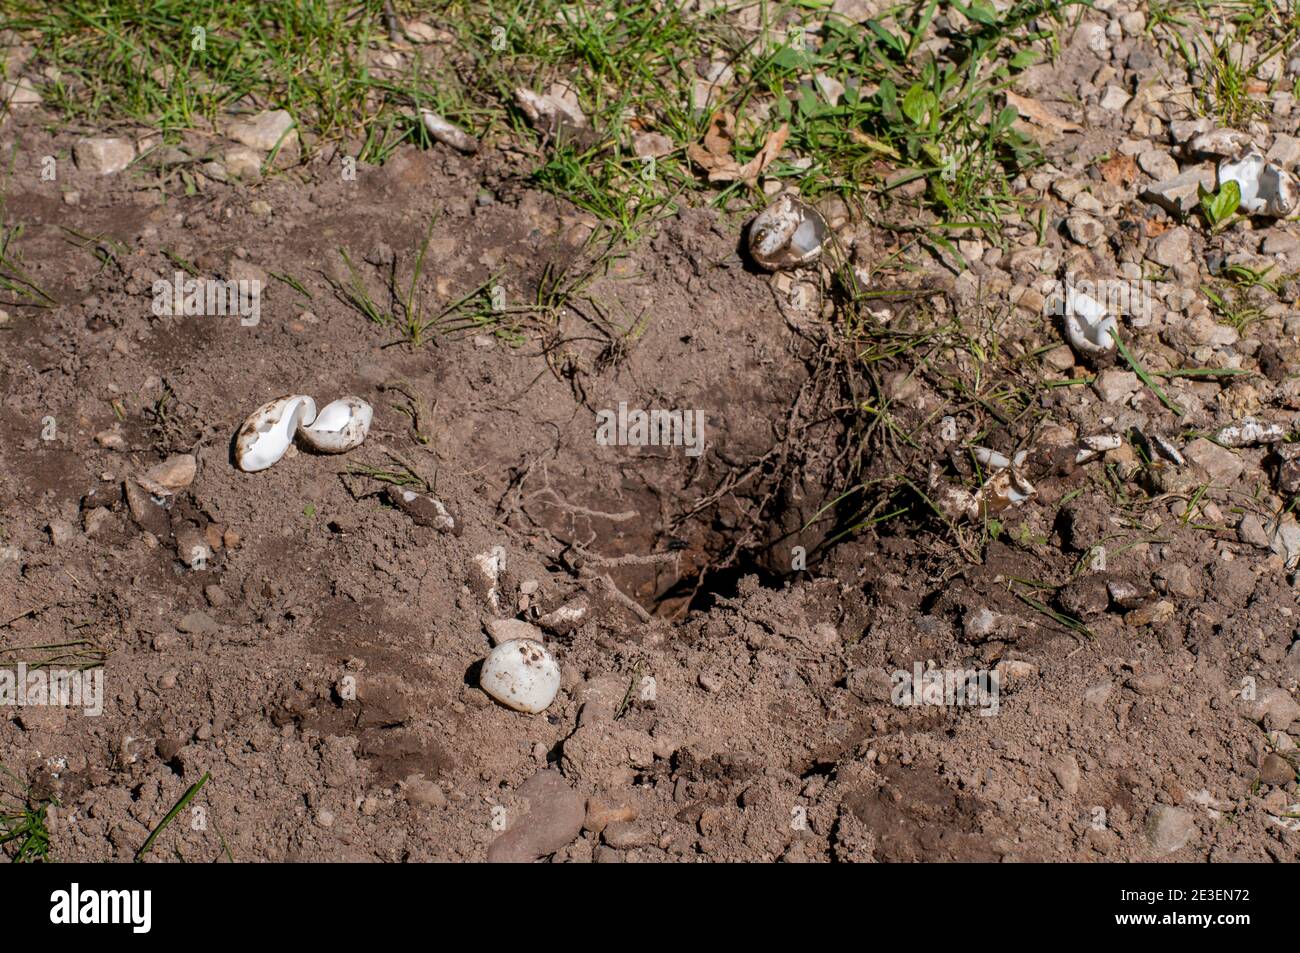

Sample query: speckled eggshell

[480,639,561,714]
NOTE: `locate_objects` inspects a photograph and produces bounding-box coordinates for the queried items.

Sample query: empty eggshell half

[1062,285,1117,357]
[748,193,829,271]
[298,397,373,453]
[236,395,317,472]
[480,639,561,714]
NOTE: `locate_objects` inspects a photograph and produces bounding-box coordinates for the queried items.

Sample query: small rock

[74,137,136,176]
[223,146,263,179]
[227,109,298,152]
[176,611,218,636]
[1147,226,1192,267]
[1188,128,1252,160]
[584,798,638,835]
[1127,670,1170,694]
[574,674,628,726]
[1099,85,1131,111]
[1057,575,1109,619]
[123,480,170,538]
[1184,437,1244,486]
[82,508,111,537]
[403,775,447,810]
[1153,564,1197,599]
[1125,600,1175,627]
[47,519,75,547]
[994,659,1037,683]
[698,671,724,693]
[963,605,1003,642]
[486,770,584,863]
[175,526,213,569]
[95,429,127,451]
[484,618,544,646]
[139,454,196,494]
[1145,804,1195,854]
[1047,753,1081,796]
[1137,150,1179,180]
[1244,687,1300,729]
[1268,134,1300,169]
[1094,368,1140,404]
[1259,752,1295,786]
[1142,167,1215,215]
[1066,213,1105,245]
[1,77,42,107]
[418,110,479,153]
[603,821,655,849]
[1238,512,1272,548]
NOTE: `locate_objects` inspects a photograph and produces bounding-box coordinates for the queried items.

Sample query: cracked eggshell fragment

[537,596,590,636]
[1062,286,1117,358]
[236,395,317,472]
[1142,432,1185,467]
[1215,417,1286,447]
[471,545,507,612]
[480,639,561,713]
[514,85,588,134]
[972,447,1011,471]
[418,109,478,153]
[747,193,829,271]
[1219,153,1299,218]
[297,397,372,454]
[980,468,1036,516]
[385,485,460,534]
[1076,433,1122,463]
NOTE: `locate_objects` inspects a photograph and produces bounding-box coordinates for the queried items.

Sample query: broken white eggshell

[472,545,507,613]
[298,397,372,454]
[236,395,316,472]
[1075,433,1122,463]
[1061,286,1117,357]
[480,639,561,714]
[1218,153,1299,218]
[514,85,588,134]
[418,109,478,154]
[1215,417,1286,448]
[748,193,829,271]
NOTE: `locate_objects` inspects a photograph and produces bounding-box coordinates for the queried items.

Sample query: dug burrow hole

[498,342,907,619]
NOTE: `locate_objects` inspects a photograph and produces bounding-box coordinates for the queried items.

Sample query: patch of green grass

[135,770,211,862]
[1202,262,1282,331]
[10,0,1081,245]
[0,765,55,863]
[10,0,389,149]
[745,0,1074,224]
[1150,0,1300,125]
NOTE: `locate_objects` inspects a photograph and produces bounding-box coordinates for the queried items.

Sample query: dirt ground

[4,1,1300,863]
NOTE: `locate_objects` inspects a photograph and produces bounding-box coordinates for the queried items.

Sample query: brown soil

[1,101,1297,863]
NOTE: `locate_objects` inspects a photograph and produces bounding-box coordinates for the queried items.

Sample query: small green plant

[1199,179,1241,231]
[0,765,55,862]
